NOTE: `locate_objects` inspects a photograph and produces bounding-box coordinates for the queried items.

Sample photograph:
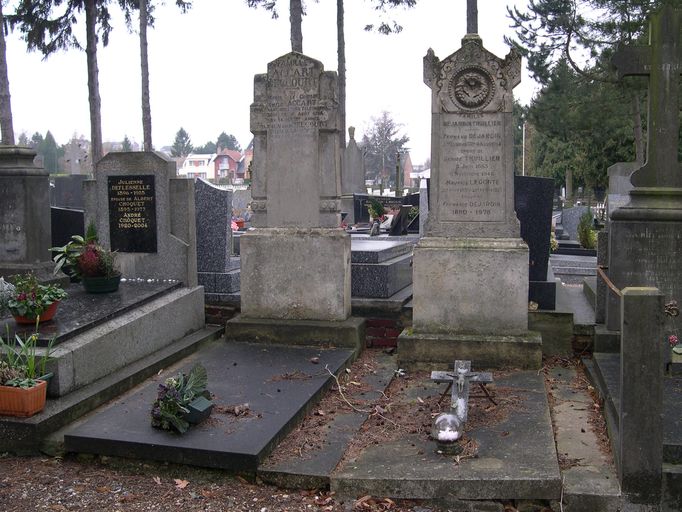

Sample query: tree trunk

[0,4,15,145]
[85,0,103,166]
[290,0,303,52]
[631,92,644,165]
[337,0,346,148]
[140,0,152,151]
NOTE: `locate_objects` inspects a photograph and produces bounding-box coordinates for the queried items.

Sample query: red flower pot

[12,301,60,324]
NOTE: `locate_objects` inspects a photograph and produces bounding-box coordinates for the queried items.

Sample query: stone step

[0,324,224,454]
[63,341,356,473]
[257,351,396,489]
[594,324,620,353]
[583,276,597,308]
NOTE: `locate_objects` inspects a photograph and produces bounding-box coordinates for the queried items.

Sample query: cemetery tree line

[505,0,681,189]
[170,128,241,157]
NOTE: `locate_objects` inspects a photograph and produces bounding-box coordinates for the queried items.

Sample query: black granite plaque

[108,175,157,253]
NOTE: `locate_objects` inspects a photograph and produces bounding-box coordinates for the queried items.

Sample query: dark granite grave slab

[64,341,354,472]
[351,239,413,264]
[50,175,87,209]
[0,280,181,347]
[331,371,561,500]
[351,253,412,299]
[587,353,682,465]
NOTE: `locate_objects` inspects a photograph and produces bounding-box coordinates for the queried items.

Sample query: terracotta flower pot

[0,380,47,417]
[12,301,60,324]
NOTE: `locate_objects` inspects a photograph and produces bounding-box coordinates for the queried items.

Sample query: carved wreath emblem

[449,67,494,110]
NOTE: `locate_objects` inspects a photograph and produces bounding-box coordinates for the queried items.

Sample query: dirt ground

[0,351,605,512]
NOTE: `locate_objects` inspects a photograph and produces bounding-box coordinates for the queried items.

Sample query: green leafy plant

[367,198,386,220]
[550,231,559,252]
[577,211,597,249]
[0,328,55,388]
[50,222,99,280]
[4,274,67,319]
[151,364,210,434]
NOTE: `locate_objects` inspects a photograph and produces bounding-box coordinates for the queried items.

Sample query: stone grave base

[331,371,560,501]
[240,228,350,321]
[225,315,365,351]
[397,330,542,370]
[412,237,529,334]
[64,341,356,472]
[47,285,205,396]
[1,282,205,396]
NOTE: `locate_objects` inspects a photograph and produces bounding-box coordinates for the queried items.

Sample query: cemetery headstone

[399,2,541,369]
[559,205,589,241]
[515,175,555,309]
[83,152,198,286]
[341,126,366,224]
[195,178,240,300]
[606,4,682,331]
[240,52,351,322]
[0,146,54,279]
[606,161,637,225]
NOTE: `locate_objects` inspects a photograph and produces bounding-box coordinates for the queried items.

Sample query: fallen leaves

[174,479,189,489]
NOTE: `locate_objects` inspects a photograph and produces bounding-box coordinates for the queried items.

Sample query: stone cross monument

[605,3,682,330]
[228,52,362,349]
[398,6,541,370]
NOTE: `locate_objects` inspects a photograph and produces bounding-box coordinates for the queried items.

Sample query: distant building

[178,153,217,180]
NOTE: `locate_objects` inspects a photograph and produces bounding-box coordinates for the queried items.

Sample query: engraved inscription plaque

[438,112,505,222]
[108,175,157,253]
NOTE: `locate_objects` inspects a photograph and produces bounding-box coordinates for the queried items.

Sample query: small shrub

[577,211,597,249]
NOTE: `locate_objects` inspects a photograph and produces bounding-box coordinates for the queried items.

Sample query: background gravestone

[0,147,54,279]
[341,126,366,224]
[241,52,351,321]
[83,152,198,287]
[515,175,555,309]
[195,178,240,300]
[399,14,541,370]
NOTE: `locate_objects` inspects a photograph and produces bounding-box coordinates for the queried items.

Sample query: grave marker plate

[108,175,157,253]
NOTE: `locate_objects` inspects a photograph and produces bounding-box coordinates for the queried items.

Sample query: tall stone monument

[398,5,541,369]
[0,147,54,279]
[606,4,682,330]
[228,52,363,348]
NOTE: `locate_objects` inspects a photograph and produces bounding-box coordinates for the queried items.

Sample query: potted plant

[50,222,99,282]
[151,363,213,434]
[1,274,67,324]
[77,242,121,294]
[0,330,54,417]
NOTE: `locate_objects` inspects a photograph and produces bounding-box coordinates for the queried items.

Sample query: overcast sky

[4,0,537,165]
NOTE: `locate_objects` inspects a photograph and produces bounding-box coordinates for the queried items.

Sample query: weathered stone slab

[240,228,350,321]
[397,330,542,370]
[331,372,560,500]
[412,237,529,334]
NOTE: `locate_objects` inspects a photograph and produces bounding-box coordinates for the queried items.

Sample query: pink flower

[669,334,679,347]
